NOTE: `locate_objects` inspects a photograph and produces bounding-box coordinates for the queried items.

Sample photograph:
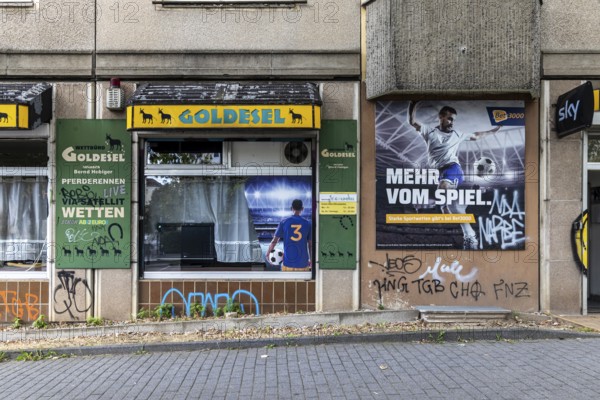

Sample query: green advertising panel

[56,120,131,269]
[318,120,357,270]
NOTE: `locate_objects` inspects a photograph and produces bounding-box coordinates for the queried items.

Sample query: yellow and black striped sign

[0,104,30,129]
[0,83,52,130]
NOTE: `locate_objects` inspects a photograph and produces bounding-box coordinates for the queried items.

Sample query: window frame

[153,0,307,7]
[0,0,34,7]
[145,139,228,170]
[140,135,314,281]
[0,166,49,280]
[0,128,50,280]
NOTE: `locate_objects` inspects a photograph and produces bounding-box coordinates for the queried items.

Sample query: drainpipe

[131,130,139,319]
[48,85,57,322]
[539,81,548,313]
[353,81,361,311]
[87,83,96,318]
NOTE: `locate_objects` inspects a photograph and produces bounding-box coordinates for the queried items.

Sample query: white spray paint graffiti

[417,257,478,283]
[478,189,526,249]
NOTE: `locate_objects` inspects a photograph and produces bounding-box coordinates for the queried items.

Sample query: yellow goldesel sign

[127,104,321,130]
[0,104,30,129]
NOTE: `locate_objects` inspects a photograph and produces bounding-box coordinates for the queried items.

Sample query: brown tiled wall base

[139,280,316,316]
[0,281,49,322]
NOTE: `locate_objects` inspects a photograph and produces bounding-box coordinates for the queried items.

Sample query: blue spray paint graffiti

[160,289,260,317]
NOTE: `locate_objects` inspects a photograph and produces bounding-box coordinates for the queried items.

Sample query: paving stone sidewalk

[1,338,599,399]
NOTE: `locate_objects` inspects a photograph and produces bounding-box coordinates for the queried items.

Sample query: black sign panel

[556,81,595,138]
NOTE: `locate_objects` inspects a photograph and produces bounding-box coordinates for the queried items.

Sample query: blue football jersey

[274,215,312,268]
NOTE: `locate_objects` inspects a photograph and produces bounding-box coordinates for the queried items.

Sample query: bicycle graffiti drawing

[53,270,93,319]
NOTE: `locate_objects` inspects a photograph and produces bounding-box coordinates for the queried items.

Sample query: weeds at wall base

[32,315,47,329]
[136,301,243,321]
[425,330,446,343]
[575,326,597,333]
[16,350,71,361]
[12,318,23,330]
[86,316,103,326]
[154,303,174,320]
[189,302,204,318]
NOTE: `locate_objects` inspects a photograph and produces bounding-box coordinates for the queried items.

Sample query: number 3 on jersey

[290,224,302,241]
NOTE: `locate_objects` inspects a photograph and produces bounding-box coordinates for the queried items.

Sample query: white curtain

[147,176,262,263]
[0,177,47,261]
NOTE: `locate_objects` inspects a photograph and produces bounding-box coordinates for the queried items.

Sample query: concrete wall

[542,0,600,51]
[0,0,357,319]
[97,0,358,52]
[95,0,359,78]
[50,83,91,321]
[1,0,360,78]
[46,82,136,322]
[539,80,584,314]
[542,1,600,77]
[538,1,600,313]
[0,1,94,77]
[317,81,360,312]
[365,0,540,99]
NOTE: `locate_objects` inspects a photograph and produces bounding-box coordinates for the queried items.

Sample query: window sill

[0,2,34,7]
[143,270,312,280]
[0,271,48,280]
[152,0,306,7]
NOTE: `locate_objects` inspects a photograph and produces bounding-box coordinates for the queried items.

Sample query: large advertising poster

[376,101,526,250]
[244,175,313,270]
[56,120,131,269]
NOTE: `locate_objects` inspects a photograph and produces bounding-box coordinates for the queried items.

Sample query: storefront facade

[125,82,354,317]
[540,1,600,315]
[0,0,360,322]
[0,83,53,321]
[11,0,600,320]
[361,0,541,312]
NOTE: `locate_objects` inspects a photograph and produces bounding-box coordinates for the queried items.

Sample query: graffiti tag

[53,270,93,319]
[417,257,478,283]
[161,289,260,317]
[0,291,40,320]
[479,190,526,249]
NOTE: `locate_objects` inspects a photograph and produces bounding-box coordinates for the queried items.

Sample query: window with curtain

[144,175,262,270]
[141,138,314,273]
[0,177,47,269]
[0,140,48,272]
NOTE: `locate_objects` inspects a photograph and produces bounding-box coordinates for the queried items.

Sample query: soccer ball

[474,157,496,177]
[268,249,284,265]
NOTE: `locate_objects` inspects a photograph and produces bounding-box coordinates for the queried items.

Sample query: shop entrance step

[414,306,512,323]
